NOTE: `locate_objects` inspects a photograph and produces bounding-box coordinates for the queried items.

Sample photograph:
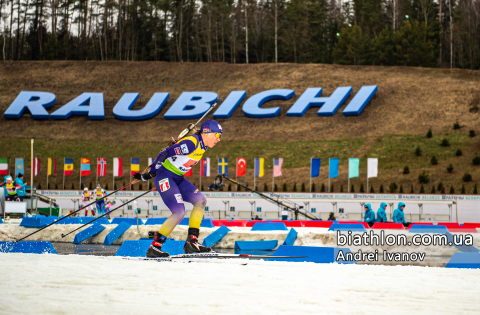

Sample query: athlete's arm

[134,139,197,181]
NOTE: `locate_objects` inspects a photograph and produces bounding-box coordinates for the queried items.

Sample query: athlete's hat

[201,119,223,134]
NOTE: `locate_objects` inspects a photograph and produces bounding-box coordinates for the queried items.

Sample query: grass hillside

[1,61,479,193]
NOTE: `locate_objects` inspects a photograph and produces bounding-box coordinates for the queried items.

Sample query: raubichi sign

[3,86,377,120]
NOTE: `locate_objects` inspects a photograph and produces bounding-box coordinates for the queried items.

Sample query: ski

[122,253,307,261]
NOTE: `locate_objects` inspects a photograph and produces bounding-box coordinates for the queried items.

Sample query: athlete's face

[203,132,221,148]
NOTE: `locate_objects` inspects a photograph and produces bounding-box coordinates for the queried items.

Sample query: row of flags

[0,157,379,180]
[310,158,378,179]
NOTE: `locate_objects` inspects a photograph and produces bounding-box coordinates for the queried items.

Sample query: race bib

[159,179,170,192]
[174,194,184,203]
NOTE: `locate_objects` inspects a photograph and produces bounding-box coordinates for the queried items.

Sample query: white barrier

[30,190,480,223]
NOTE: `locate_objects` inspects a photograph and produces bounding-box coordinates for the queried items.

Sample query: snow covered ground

[0,253,479,315]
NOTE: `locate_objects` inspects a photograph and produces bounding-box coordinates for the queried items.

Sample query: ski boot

[146,233,170,258]
[183,228,213,254]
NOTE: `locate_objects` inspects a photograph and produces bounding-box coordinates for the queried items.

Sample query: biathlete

[1,176,22,202]
[134,119,222,258]
[82,187,95,217]
[94,185,107,215]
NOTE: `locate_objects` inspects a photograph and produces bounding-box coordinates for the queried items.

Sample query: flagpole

[348,177,350,193]
[79,158,82,190]
[47,159,49,190]
[31,139,33,193]
[310,158,312,192]
[253,159,256,190]
[328,177,330,193]
[113,159,115,190]
[272,158,274,193]
[63,158,65,190]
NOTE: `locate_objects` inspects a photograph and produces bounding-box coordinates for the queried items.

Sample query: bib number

[159,179,170,192]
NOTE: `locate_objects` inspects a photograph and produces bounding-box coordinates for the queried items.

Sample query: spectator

[363,203,375,227]
[327,212,336,221]
[376,202,388,223]
[392,202,410,227]
[14,173,26,201]
[254,215,262,221]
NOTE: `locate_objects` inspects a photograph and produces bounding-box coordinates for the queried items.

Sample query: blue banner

[310,158,321,178]
[15,158,24,176]
[329,158,339,178]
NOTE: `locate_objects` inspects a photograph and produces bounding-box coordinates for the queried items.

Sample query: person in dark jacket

[327,212,336,221]
[363,203,376,227]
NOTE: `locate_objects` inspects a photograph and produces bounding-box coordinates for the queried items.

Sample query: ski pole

[176,99,222,141]
[16,175,146,243]
[61,188,157,238]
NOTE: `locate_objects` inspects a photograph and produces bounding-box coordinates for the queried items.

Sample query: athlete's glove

[133,172,154,181]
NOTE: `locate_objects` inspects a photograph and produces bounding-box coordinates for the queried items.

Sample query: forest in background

[0,0,478,69]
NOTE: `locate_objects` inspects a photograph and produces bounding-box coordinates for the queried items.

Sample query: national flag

[218,158,228,176]
[48,158,57,175]
[349,158,360,178]
[131,158,140,176]
[201,158,210,177]
[273,158,283,177]
[254,158,264,178]
[64,158,73,176]
[311,158,321,178]
[237,158,246,177]
[367,158,378,178]
[184,168,193,177]
[97,158,107,177]
[80,158,91,176]
[33,158,40,176]
[15,158,24,176]
[148,157,154,166]
[329,158,339,178]
[0,158,8,175]
[113,158,123,177]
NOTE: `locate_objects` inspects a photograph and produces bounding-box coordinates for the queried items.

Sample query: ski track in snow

[0,253,479,315]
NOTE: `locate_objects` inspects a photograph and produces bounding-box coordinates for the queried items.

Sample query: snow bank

[0,253,479,315]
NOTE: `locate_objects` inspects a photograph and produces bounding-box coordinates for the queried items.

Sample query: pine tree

[264,183,268,191]
[237,185,241,191]
[441,185,446,194]
[312,183,316,192]
[282,183,287,192]
[427,129,432,138]
[379,185,384,193]
[437,182,443,191]
[410,184,414,193]
[431,185,436,194]
[419,184,425,193]
[320,183,325,192]
[293,182,297,192]
[38,183,42,189]
[301,183,306,192]
[47,183,50,189]
[399,184,404,193]
[89,182,93,190]
[370,185,375,193]
[449,185,455,194]
[138,183,142,190]
[350,184,355,192]
[340,184,344,192]
[71,183,75,190]
[461,184,466,194]
[330,184,334,192]
[105,183,109,190]
[228,184,232,191]
[201,185,204,191]
[274,184,278,192]
[360,183,364,192]
[474,183,478,194]
[115,183,118,190]
[55,183,58,190]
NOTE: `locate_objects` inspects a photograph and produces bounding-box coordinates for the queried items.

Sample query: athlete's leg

[157,176,186,237]
[178,180,207,230]
[178,179,211,253]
